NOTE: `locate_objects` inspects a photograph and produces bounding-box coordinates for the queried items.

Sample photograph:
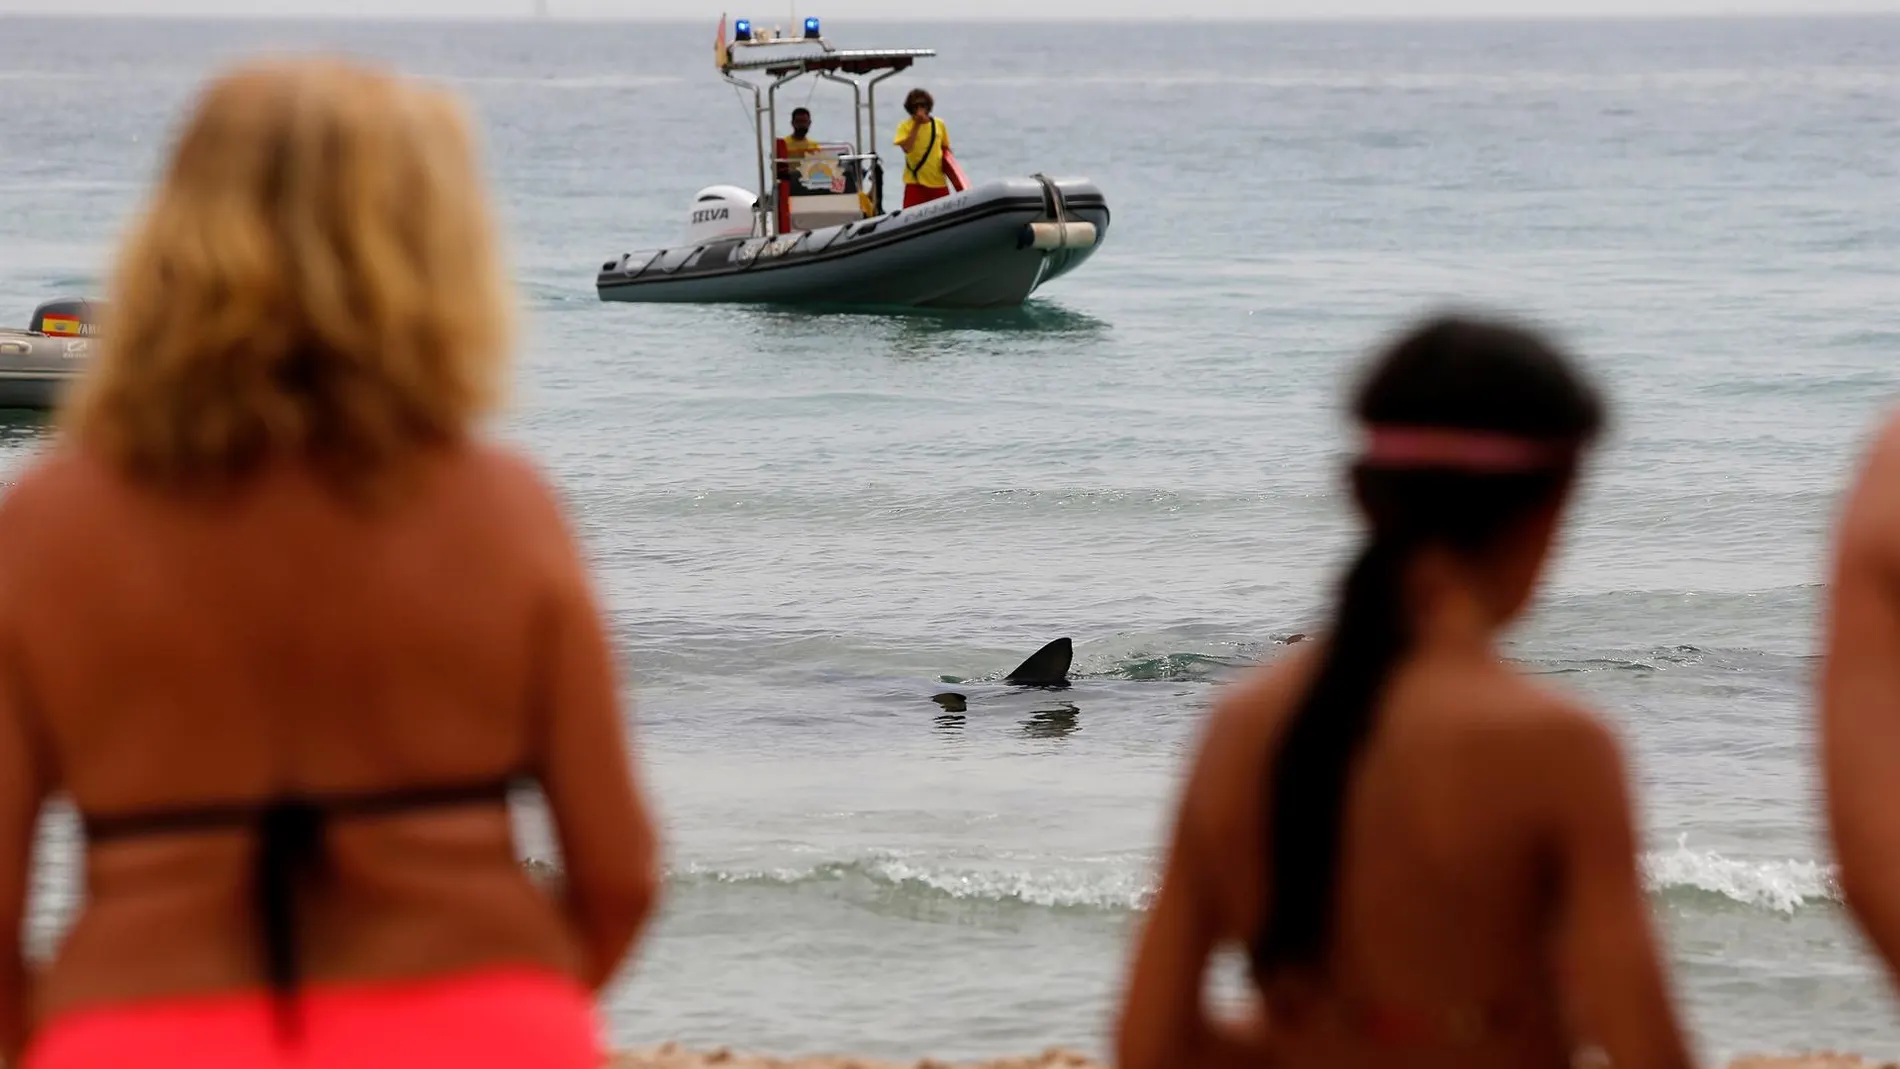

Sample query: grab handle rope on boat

[1022,173,1077,252]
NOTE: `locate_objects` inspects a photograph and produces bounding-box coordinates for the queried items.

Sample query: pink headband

[1361,425,1576,473]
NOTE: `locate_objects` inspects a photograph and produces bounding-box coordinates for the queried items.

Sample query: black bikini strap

[81,773,528,842]
[80,771,529,1043]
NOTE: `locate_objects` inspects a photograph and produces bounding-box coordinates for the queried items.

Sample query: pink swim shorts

[23,967,603,1069]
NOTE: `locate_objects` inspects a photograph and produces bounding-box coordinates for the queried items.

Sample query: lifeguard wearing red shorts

[894,87,952,209]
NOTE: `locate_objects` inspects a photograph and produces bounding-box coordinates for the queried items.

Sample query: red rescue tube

[942,148,969,193]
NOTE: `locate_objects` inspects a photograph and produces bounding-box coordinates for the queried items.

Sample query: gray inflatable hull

[0,329,87,409]
[596,176,1109,309]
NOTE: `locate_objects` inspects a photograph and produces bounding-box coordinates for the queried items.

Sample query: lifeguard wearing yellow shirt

[894,87,952,208]
[776,106,824,189]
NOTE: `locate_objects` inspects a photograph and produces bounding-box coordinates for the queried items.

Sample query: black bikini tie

[82,773,528,1042]
[255,797,325,1039]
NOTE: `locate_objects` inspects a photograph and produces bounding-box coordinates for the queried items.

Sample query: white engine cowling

[683,185,759,244]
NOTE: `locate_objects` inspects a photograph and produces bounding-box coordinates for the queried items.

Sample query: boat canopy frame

[718,39,936,238]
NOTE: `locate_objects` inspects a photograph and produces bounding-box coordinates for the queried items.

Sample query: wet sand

[608,1046,1898,1068]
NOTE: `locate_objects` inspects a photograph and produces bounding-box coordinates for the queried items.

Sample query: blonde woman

[0,57,660,1068]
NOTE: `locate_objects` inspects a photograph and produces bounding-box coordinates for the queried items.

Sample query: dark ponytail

[1250,313,1606,980]
[1255,533,1410,968]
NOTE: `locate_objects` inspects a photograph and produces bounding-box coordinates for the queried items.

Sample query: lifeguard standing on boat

[894,88,965,207]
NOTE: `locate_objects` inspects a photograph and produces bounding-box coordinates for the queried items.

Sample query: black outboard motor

[29,297,102,337]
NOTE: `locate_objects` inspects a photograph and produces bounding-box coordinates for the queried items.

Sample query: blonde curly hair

[60,55,514,501]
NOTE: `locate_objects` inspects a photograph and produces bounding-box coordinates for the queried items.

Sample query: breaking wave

[1645,837,1838,914]
[526,841,1841,917]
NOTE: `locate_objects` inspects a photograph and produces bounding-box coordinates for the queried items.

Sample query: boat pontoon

[0,298,98,409]
[595,17,1109,309]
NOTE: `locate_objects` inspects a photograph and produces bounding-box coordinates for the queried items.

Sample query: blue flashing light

[734,17,753,40]
[803,15,820,37]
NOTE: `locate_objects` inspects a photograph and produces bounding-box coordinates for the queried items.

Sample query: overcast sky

[2,0,1899,17]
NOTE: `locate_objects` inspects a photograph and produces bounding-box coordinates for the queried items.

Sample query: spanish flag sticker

[41,314,82,335]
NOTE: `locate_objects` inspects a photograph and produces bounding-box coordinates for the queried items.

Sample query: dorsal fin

[1005,637,1072,687]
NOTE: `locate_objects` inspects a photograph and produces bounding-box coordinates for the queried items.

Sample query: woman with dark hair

[893,87,952,208]
[1116,315,1693,1069]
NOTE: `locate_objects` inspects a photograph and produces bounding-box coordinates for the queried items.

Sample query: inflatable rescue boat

[595,19,1109,309]
[0,298,98,409]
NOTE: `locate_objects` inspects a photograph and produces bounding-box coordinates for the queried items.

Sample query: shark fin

[1004,637,1072,688]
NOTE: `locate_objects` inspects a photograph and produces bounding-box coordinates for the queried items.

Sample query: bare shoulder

[464,440,560,503]
[1188,643,1324,799]
[1527,694,1624,770]
[456,441,595,582]
[1479,677,1633,808]
[461,441,584,532]
[1208,644,1321,739]
[1835,408,1900,555]
[0,445,97,502]
[0,446,112,544]
[1471,668,1615,743]
[1860,405,1900,474]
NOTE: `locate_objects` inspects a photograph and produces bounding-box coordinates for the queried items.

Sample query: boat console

[777,141,873,232]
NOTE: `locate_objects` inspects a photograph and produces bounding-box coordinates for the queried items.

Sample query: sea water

[2,12,1899,1064]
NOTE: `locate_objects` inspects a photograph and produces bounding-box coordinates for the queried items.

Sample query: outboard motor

[30,297,102,337]
[682,185,759,244]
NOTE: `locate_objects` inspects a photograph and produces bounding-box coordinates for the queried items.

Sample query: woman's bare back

[1118,314,1689,1069]
[1132,640,1683,1069]
[0,442,655,1030]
